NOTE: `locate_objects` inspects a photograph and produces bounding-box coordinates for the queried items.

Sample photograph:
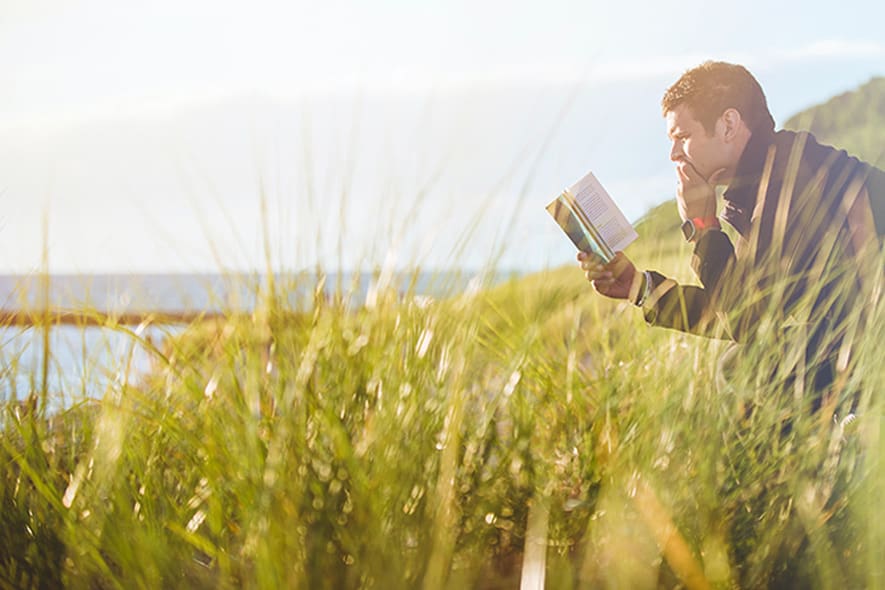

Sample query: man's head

[662,62,773,183]
[662,61,775,135]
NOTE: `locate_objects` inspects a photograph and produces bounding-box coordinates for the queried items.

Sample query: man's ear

[719,108,743,141]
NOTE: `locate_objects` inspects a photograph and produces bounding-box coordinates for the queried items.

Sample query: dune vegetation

[2,201,881,589]
[2,79,884,589]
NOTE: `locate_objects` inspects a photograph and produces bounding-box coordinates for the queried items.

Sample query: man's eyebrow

[669,124,691,138]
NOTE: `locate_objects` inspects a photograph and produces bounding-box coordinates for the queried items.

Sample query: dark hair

[662,61,775,135]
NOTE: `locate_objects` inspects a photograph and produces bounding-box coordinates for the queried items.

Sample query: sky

[2,0,884,273]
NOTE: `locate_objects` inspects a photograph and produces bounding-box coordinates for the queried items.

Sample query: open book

[546,171,638,263]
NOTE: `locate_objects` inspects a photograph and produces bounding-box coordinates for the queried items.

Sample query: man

[579,61,884,407]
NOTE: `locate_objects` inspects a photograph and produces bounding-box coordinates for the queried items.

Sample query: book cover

[546,171,638,263]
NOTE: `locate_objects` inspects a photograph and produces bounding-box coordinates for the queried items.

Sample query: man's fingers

[585,257,614,283]
[585,268,613,282]
[605,252,634,280]
[676,164,688,186]
[679,162,726,186]
[591,278,615,293]
[579,251,606,268]
[582,250,605,263]
[708,167,727,186]
[580,258,605,271]
[678,161,706,187]
[686,160,705,180]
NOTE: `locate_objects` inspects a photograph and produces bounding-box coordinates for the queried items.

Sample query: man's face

[665,104,732,184]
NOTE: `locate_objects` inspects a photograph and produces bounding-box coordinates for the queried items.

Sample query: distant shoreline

[0,270,524,314]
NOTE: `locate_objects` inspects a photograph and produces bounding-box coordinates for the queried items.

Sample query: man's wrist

[681,216,721,242]
[633,270,652,307]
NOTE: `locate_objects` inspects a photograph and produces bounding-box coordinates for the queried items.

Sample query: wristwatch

[680,217,721,242]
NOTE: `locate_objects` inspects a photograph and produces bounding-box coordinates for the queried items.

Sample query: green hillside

[784,76,885,167]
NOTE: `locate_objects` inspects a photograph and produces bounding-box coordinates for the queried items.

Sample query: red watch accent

[681,217,721,242]
[691,217,721,231]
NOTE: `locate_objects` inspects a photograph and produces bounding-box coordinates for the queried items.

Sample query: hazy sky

[3,0,884,273]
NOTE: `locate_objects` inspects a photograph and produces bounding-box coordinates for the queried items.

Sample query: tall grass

[1,207,882,588]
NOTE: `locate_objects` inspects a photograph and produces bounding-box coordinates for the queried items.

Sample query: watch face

[681,219,695,241]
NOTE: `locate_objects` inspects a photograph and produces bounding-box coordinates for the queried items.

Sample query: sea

[0,271,505,409]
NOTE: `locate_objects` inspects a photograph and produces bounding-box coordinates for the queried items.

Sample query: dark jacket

[642,129,884,391]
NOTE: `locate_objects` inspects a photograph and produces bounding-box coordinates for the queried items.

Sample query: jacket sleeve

[866,162,885,237]
[641,230,737,338]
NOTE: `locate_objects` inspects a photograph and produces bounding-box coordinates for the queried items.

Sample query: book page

[567,172,638,254]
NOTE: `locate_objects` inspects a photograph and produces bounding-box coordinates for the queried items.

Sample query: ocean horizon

[0,269,524,313]
[0,270,523,407]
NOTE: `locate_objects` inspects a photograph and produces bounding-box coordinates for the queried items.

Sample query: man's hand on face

[676,161,726,221]
[577,251,638,301]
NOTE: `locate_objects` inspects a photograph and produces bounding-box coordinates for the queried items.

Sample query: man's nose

[670,141,683,162]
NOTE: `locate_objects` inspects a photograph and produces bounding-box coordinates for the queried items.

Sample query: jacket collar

[721,127,777,236]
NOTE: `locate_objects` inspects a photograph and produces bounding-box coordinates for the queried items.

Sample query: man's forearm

[638,231,736,338]
[640,271,729,338]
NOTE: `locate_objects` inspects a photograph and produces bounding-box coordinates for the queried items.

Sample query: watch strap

[681,217,721,242]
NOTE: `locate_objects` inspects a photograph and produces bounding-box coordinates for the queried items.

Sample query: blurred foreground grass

[1,206,882,589]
